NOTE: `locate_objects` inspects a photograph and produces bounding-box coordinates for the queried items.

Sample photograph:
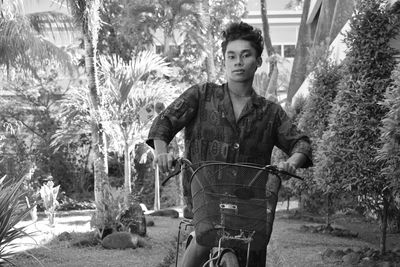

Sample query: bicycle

[161,158,303,267]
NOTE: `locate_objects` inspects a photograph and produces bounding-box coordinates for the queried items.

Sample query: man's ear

[256,56,262,67]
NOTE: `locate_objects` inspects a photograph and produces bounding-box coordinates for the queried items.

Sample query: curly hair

[221,22,264,58]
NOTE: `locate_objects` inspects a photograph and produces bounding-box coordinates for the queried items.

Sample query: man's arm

[278,152,308,175]
[153,139,174,174]
[286,152,308,169]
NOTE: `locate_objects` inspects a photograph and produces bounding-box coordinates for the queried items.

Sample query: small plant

[39,180,60,226]
[0,175,33,264]
[90,184,129,239]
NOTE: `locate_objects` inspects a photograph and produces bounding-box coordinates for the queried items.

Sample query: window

[283,45,296,58]
[272,45,282,56]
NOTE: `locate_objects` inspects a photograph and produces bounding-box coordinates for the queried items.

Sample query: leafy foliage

[0,0,74,76]
[315,0,400,216]
[89,184,146,238]
[377,63,400,197]
[0,175,32,264]
[0,65,84,195]
[39,181,61,214]
[296,46,343,216]
[90,184,128,232]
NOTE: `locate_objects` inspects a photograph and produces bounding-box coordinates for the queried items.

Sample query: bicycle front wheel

[218,251,240,267]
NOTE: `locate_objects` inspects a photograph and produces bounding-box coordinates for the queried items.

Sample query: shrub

[90,184,129,238]
[314,0,400,252]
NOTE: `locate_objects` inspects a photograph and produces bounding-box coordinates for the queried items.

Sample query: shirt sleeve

[146,84,200,149]
[275,106,313,168]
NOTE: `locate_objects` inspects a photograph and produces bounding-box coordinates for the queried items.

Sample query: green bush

[315,0,400,209]
[313,0,400,251]
[378,63,400,197]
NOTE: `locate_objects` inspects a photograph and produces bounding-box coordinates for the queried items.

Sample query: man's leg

[181,236,210,267]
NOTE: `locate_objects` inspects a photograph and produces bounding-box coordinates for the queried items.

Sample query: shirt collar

[223,83,264,108]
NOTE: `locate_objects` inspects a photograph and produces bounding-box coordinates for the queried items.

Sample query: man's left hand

[277,161,296,178]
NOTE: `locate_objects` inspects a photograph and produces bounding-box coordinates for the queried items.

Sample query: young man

[146,22,312,267]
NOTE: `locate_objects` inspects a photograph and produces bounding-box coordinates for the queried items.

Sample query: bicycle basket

[191,162,280,250]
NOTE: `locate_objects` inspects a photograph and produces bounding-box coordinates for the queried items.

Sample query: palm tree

[124,0,204,60]
[199,0,216,81]
[98,51,175,204]
[54,0,110,221]
[260,0,277,78]
[0,0,74,78]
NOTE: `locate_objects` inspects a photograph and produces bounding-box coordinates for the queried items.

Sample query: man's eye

[228,55,235,59]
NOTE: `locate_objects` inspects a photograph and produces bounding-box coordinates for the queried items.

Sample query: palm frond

[50,87,92,150]
[53,0,86,27]
[0,176,33,262]
[0,13,74,74]
[99,52,172,104]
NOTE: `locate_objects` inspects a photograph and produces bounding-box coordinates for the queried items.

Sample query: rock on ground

[101,232,139,249]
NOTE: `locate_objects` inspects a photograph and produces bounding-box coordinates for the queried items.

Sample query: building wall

[22,0,78,47]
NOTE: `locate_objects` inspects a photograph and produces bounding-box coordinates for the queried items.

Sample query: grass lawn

[5,204,400,267]
[6,210,181,267]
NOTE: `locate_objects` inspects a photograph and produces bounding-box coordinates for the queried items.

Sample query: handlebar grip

[160,159,182,186]
[266,165,304,180]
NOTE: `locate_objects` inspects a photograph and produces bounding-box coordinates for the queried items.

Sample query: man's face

[224,39,262,83]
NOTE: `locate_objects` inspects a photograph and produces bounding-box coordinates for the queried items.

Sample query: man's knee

[182,236,210,266]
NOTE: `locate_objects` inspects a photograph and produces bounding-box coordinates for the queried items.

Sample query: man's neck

[228,80,253,97]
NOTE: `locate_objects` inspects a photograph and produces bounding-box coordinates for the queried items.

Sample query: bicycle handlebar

[160,158,303,187]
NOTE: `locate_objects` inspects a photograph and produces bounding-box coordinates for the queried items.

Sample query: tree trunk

[84,0,109,213]
[163,31,173,61]
[124,141,131,204]
[298,193,303,211]
[311,0,336,49]
[260,0,277,78]
[326,193,332,227]
[154,165,160,210]
[287,0,312,103]
[286,196,290,211]
[380,193,389,254]
[81,144,92,193]
[201,0,216,81]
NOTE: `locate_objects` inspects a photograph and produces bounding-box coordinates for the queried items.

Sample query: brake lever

[161,159,182,186]
[268,165,304,180]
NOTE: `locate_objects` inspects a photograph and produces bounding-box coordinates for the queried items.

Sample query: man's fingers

[277,161,297,180]
[154,152,173,173]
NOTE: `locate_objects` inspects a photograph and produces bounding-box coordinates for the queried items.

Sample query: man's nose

[234,57,244,66]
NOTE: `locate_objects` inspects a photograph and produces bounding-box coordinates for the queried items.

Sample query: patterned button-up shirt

[147,82,312,168]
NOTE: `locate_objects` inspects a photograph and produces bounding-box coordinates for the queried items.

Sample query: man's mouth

[233,69,245,74]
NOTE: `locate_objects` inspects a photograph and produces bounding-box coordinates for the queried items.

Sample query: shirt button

[233,143,240,150]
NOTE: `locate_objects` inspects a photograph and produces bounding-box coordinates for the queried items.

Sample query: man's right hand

[154,152,174,173]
